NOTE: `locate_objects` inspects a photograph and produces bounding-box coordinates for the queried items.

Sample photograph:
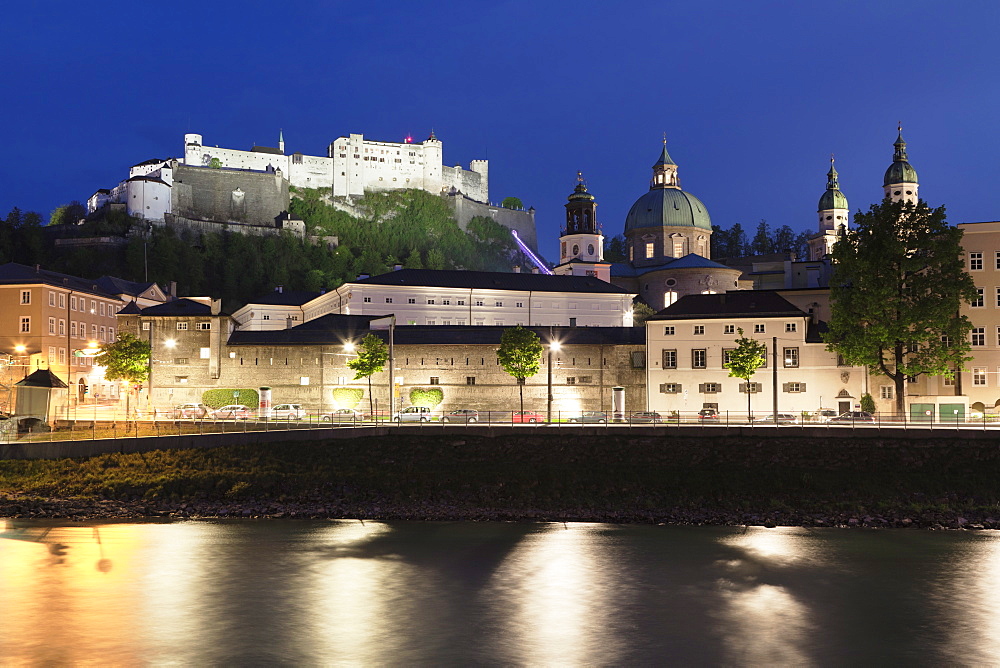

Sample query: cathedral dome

[818,188,848,211]
[624,188,712,232]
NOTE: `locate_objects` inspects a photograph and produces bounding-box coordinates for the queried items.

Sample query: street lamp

[547,340,561,423]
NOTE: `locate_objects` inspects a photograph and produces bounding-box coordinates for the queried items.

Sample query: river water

[2,520,999,666]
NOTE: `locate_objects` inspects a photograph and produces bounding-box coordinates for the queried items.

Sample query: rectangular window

[495,301,503,307]
[91,300,96,313]
[693,325,705,335]
[664,326,675,335]
[48,346,56,363]
[58,319,65,335]
[21,290,30,305]
[973,367,987,386]
[408,298,416,304]
[995,287,1000,308]
[973,288,984,307]
[996,251,1000,270]
[59,347,66,364]
[364,297,372,303]
[457,300,466,306]
[177,322,189,330]
[174,358,189,365]
[49,291,55,307]
[48,317,55,335]
[516,302,523,308]
[99,326,106,341]
[785,382,803,393]
[645,242,654,259]
[739,382,762,393]
[972,327,986,346]
[722,348,734,367]
[630,351,646,368]
[427,299,435,304]
[199,347,210,359]
[385,297,393,303]
[70,296,76,310]
[754,324,765,333]
[724,324,735,335]
[970,252,984,270]
[785,322,797,333]
[475,300,484,307]
[660,383,681,394]
[71,321,77,337]
[692,349,707,368]
[880,385,894,399]
[662,349,677,369]
[442,299,451,305]
[944,374,956,387]
[700,382,721,393]
[429,377,439,385]
[100,303,106,316]
[142,322,151,331]
[91,324,97,339]
[783,347,799,368]
[466,376,476,385]
[578,376,593,383]
[197,322,211,330]
[566,377,576,385]
[108,327,114,340]
[58,294,65,309]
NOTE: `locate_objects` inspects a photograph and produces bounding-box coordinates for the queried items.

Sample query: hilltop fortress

[88,131,537,249]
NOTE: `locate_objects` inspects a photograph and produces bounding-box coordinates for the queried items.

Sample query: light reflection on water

[2,520,1000,665]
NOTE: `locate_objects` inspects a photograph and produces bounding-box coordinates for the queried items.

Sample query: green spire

[819,155,848,212]
[827,155,840,189]
[893,123,908,162]
[654,134,676,167]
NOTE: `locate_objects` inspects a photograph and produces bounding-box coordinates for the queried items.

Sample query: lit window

[783,347,799,368]
[973,367,987,386]
[645,242,654,259]
[665,291,677,306]
[197,322,211,330]
[972,288,984,307]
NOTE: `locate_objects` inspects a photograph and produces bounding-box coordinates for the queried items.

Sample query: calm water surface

[2,520,999,666]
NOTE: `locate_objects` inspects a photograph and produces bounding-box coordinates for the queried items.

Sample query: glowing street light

[164,339,176,349]
[547,339,561,423]
[343,341,356,353]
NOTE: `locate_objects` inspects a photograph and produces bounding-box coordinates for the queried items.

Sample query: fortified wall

[446,193,538,251]
[171,164,290,228]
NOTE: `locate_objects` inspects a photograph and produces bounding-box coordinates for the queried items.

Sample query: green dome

[818,188,848,211]
[883,161,918,186]
[625,188,712,232]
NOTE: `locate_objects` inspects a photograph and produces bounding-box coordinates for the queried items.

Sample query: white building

[232,268,636,331]
[646,291,867,417]
[182,130,489,203]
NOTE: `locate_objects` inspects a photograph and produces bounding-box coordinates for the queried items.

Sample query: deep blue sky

[2,1,997,260]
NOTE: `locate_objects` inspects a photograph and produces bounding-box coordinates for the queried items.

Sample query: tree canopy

[346,333,388,416]
[824,198,976,413]
[95,332,151,386]
[497,326,543,416]
[724,327,767,415]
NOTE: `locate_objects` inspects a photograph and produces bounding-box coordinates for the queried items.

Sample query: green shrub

[332,387,364,408]
[409,387,444,408]
[202,388,260,409]
[860,393,876,413]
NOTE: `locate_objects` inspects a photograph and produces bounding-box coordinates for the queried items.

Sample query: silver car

[271,403,306,420]
[392,406,433,422]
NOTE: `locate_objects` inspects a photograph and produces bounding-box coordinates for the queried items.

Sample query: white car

[753,413,799,425]
[392,406,433,422]
[270,403,306,420]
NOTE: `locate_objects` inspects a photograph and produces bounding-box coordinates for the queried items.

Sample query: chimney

[169,281,177,299]
[531,267,539,274]
[512,265,521,273]
[286,316,294,329]
[393,264,403,271]
[276,285,284,294]
[211,298,221,315]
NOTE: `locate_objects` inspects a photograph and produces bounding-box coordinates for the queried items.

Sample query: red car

[512,411,545,423]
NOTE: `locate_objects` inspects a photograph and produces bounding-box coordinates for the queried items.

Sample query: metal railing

[3,408,998,444]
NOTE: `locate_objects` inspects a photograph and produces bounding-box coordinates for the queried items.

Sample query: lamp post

[547,339,560,423]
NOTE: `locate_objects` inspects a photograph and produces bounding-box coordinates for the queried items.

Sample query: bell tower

[809,156,850,260]
[883,125,919,204]
[554,172,610,282]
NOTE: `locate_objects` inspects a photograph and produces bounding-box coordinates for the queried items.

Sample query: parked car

[629,411,663,423]
[270,403,306,420]
[212,404,253,419]
[754,413,799,424]
[830,411,875,423]
[172,403,209,418]
[512,411,545,423]
[567,411,608,424]
[697,408,719,420]
[393,406,433,422]
[322,408,360,423]
[441,409,479,423]
[812,409,839,423]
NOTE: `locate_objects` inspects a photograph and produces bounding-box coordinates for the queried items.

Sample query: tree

[95,332,151,419]
[346,333,388,417]
[724,327,767,417]
[497,326,543,417]
[824,198,976,414]
[632,301,656,327]
[605,234,628,262]
[750,219,773,255]
[501,196,523,210]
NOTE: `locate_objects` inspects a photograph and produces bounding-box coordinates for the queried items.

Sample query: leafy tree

[95,332,152,384]
[346,333,388,417]
[724,327,767,416]
[605,234,628,262]
[209,157,223,169]
[632,301,656,326]
[497,325,543,417]
[825,198,976,414]
[49,201,87,226]
[501,197,523,210]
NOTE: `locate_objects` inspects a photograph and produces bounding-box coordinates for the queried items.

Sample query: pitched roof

[610,254,736,278]
[650,291,806,320]
[228,321,645,347]
[95,275,161,299]
[118,301,143,315]
[251,146,283,155]
[355,268,630,294]
[16,369,69,389]
[246,289,322,306]
[0,262,118,297]
[139,298,223,317]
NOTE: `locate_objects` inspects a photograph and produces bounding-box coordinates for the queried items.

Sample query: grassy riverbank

[2,432,1000,526]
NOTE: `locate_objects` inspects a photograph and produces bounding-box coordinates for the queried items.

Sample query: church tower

[554,172,610,282]
[883,126,919,204]
[278,129,285,154]
[809,156,850,260]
